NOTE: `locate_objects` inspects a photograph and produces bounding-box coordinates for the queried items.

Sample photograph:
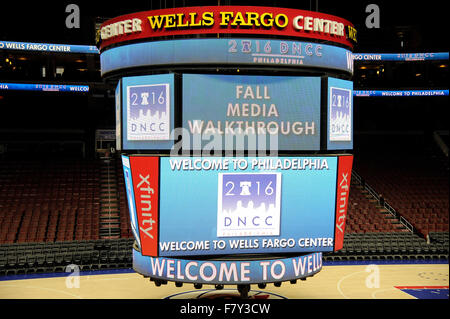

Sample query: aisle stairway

[346,178,408,233]
[99,157,121,239]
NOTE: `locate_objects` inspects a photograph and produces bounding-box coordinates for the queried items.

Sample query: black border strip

[332,155,340,251]
[157,156,161,257]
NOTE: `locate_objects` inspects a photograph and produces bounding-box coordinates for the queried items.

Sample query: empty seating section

[346,179,405,234]
[0,238,134,276]
[1,152,448,274]
[354,153,449,236]
[2,155,440,243]
[325,231,449,262]
[0,210,22,244]
[0,159,101,244]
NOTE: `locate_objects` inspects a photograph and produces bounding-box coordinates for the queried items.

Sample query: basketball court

[1,262,447,299]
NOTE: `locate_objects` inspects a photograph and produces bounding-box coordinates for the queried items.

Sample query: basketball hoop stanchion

[100,6,356,298]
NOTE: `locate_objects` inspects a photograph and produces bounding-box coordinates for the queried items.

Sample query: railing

[351,170,414,233]
[399,216,414,232]
[433,130,449,157]
[365,183,380,201]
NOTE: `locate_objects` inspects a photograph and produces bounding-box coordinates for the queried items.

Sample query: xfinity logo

[137,174,156,239]
[336,172,349,234]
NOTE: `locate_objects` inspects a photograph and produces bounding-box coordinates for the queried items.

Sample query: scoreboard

[101,5,355,288]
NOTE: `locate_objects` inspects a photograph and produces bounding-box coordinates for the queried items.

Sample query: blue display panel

[158,156,337,257]
[354,90,449,97]
[100,38,354,76]
[121,74,175,150]
[327,77,353,150]
[133,250,323,285]
[353,52,449,61]
[0,82,89,92]
[0,41,99,54]
[182,74,321,151]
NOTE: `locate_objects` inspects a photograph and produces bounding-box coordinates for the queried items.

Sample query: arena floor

[0,262,448,299]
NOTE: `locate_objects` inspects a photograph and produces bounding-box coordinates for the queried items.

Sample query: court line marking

[336,270,367,299]
[371,287,399,299]
[0,284,83,299]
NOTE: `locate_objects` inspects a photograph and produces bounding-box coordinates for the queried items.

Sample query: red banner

[334,155,353,251]
[130,156,160,256]
[98,6,355,50]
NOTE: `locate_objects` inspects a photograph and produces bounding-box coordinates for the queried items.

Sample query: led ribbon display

[0,82,89,92]
[98,6,355,50]
[133,250,323,285]
[100,38,354,76]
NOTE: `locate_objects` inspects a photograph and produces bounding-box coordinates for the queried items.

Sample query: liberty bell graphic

[240,181,252,196]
